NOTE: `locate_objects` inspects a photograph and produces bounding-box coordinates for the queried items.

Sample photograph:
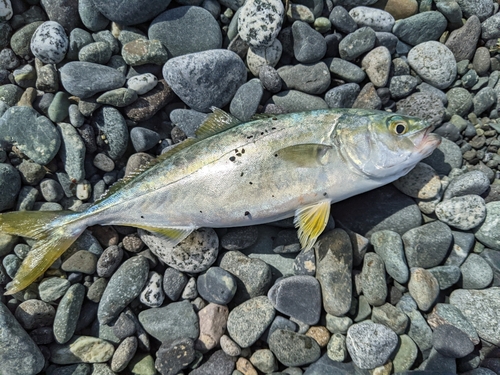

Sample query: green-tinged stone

[78,41,112,64]
[96,88,138,107]
[314,17,331,33]
[13,64,37,88]
[49,92,71,123]
[0,84,23,107]
[50,336,115,364]
[122,39,168,66]
[0,233,17,257]
[10,21,44,56]
[57,122,86,183]
[0,22,12,49]
[392,334,418,372]
[53,284,86,344]
[128,353,157,375]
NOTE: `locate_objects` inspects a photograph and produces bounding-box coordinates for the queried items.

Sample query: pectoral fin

[134,225,195,247]
[275,144,332,167]
[294,199,331,251]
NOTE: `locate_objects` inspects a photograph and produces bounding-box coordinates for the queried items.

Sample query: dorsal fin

[95,108,241,203]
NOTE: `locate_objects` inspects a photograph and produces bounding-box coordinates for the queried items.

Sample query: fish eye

[390,120,407,135]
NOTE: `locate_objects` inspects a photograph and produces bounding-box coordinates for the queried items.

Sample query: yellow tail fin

[0,210,85,295]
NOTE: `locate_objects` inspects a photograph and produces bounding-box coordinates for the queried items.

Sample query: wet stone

[138,300,199,343]
[268,329,321,367]
[346,322,398,370]
[227,296,275,348]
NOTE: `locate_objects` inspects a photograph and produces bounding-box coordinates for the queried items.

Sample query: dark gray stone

[329,6,357,34]
[433,323,474,358]
[92,106,129,160]
[90,0,171,25]
[339,27,376,61]
[325,83,360,108]
[268,329,321,367]
[390,75,418,100]
[0,106,61,165]
[155,338,195,375]
[163,267,188,301]
[292,21,326,63]
[393,11,447,46]
[169,109,207,137]
[271,90,329,112]
[422,137,463,175]
[57,122,85,183]
[473,87,497,116]
[138,300,199,343]
[149,6,222,58]
[78,0,109,31]
[189,350,235,375]
[460,253,493,289]
[0,163,21,211]
[130,127,160,152]
[325,57,366,83]
[229,78,263,121]
[427,265,461,289]
[197,266,237,305]
[268,275,321,325]
[259,65,283,93]
[277,62,331,95]
[163,50,246,113]
[53,283,85,344]
[60,62,126,99]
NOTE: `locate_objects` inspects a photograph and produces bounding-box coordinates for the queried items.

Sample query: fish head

[335,111,441,180]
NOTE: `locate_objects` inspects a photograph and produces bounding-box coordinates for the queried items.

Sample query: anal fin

[294,199,331,251]
[134,225,195,247]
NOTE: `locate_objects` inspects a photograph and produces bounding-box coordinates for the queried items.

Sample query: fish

[0,108,441,295]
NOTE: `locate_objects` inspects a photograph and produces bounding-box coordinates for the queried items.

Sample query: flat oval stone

[325,83,360,108]
[0,106,61,165]
[361,252,387,307]
[435,195,486,230]
[90,0,171,25]
[408,267,440,311]
[121,39,168,67]
[361,46,391,87]
[392,11,447,46]
[349,6,395,32]
[460,253,493,289]
[0,302,45,375]
[163,50,246,112]
[371,303,409,335]
[96,88,138,107]
[49,335,115,364]
[59,62,126,99]
[78,41,111,64]
[92,106,129,160]
[197,266,237,305]
[371,230,409,284]
[138,228,218,273]
[339,26,376,61]
[97,256,149,324]
[268,329,320,367]
[227,296,275,348]
[393,162,441,200]
[433,324,474,358]
[149,6,222,58]
[61,250,97,274]
[247,39,282,76]
[474,202,500,250]
[238,0,284,48]
[346,322,398,370]
[53,283,85,344]
[277,62,330,95]
[229,78,263,121]
[408,41,457,90]
[427,302,479,345]
[30,21,68,64]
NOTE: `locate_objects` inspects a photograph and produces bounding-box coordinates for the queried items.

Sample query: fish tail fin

[1,210,86,295]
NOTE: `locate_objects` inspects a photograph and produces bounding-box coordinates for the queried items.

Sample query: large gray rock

[163,50,246,112]
[90,0,171,25]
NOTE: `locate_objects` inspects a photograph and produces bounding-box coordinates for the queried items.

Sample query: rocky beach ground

[1,0,500,374]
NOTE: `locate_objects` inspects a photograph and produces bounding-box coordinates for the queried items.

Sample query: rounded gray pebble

[325,83,360,109]
[408,267,440,311]
[163,267,188,301]
[433,324,474,358]
[292,21,326,63]
[111,336,138,372]
[460,254,493,289]
[53,283,85,344]
[229,78,263,121]
[96,245,123,278]
[259,65,282,93]
[130,127,160,152]
[15,299,55,330]
[339,26,376,61]
[39,277,71,303]
[197,266,237,305]
[427,265,461,289]
[268,329,320,367]
[371,230,409,284]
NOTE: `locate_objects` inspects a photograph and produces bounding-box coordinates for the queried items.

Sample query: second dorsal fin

[95,108,241,203]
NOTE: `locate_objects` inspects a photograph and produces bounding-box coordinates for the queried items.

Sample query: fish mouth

[415,125,441,158]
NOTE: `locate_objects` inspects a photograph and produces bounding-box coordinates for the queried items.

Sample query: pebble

[393,163,441,200]
[408,267,440,311]
[346,322,398,370]
[450,288,500,344]
[49,336,115,364]
[96,245,123,278]
[361,252,387,306]
[238,0,284,48]
[268,275,321,325]
[371,303,409,334]
[268,329,321,367]
[287,3,315,23]
[92,106,129,160]
[15,299,56,330]
[250,348,278,373]
[61,250,97,274]
[423,137,463,176]
[97,256,149,324]
[427,302,479,345]
[30,21,68,64]
[139,228,218,273]
[403,220,452,269]
[57,122,85,183]
[455,0,493,21]
[292,21,327,63]
[0,302,45,375]
[181,277,198,300]
[352,82,382,109]
[196,303,228,352]
[53,283,85,344]
[433,324,474,358]
[39,277,71,302]
[407,41,457,90]
[315,229,353,316]
[111,336,137,372]
[329,6,357,34]
[349,6,395,32]
[230,78,263,121]
[0,0,12,21]
[339,27,376,61]
[127,73,158,95]
[361,46,391,87]
[259,65,283,93]
[371,230,408,284]
[163,267,188,301]
[474,202,500,251]
[139,271,165,308]
[246,39,282,76]
[90,0,170,25]
[326,58,366,83]
[130,127,160,152]
[138,300,199,343]
[445,16,481,62]
[59,62,126,99]
[196,266,237,305]
[278,62,330,95]
[189,350,236,375]
[427,265,461,289]
[446,87,473,118]
[435,195,486,230]
[0,163,21,211]
[220,334,241,357]
[393,11,447,46]
[0,106,61,165]
[163,50,246,112]
[96,88,138,108]
[325,83,360,108]
[124,79,175,122]
[460,253,493,289]
[169,109,207,137]
[390,75,418,100]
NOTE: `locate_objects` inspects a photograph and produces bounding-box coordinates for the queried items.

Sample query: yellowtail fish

[1,108,441,295]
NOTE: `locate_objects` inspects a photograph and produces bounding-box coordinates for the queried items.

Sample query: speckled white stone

[349,6,395,32]
[0,0,13,21]
[246,38,282,76]
[238,0,284,48]
[435,194,486,230]
[127,73,158,95]
[140,271,165,308]
[30,21,69,64]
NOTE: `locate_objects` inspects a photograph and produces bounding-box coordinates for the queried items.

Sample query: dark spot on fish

[249,181,253,185]
[261,132,264,135]
[272,118,277,121]
[323,192,327,196]
[200,210,203,213]
[272,195,275,197]
[241,148,245,154]
[236,153,242,157]
[271,127,276,130]
[244,211,250,216]
[141,215,144,219]
[247,135,253,139]
[235,149,238,153]
[229,156,236,162]
[240,172,244,177]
